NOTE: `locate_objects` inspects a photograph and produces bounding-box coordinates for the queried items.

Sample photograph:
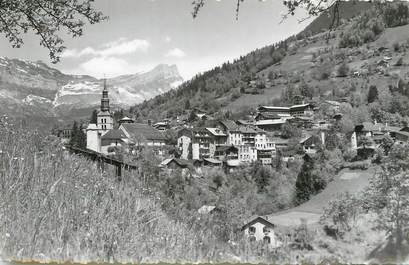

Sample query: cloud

[68,56,156,79]
[62,38,150,58]
[165,36,172,43]
[79,57,131,78]
[164,48,186,58]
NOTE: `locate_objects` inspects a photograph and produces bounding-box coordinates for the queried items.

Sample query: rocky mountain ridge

[0,57,183,122]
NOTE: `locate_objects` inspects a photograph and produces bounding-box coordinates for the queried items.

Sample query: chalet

[241,126,263,146]
[241,217,279,247]
[119,123,167,155]
[177,128,193,159]
[192,108,211,121]
[203,158,223,167]
[236,119,255,126]
[207,127,228,146]
[312,120,331,130]
[159,158,194,177]
[100,129,127,154]
[242,212,320,248]
[257,149,273,165]
[299,134,322,154]
[177,127,221,160]
[118,116,135,125]
[258,103,315,118]
[238,145,258,163]
[288,116,313,129]
[392,127,409,143]
[198,205,217,214]
[160,158,192,170]
[255,112,281,121]
[214,145,239,161]
[218,120,239,133]
[55,124,74,142]
[322,100,341,113]
[271,137,289,150]
[255,118,287,131]
[351,122,401,149]
[153,121,170,131]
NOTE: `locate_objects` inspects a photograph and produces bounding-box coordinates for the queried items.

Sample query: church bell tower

[97,79,113,132]
[101,79,110,112]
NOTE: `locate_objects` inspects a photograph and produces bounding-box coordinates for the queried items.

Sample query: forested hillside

[129,1,377,121]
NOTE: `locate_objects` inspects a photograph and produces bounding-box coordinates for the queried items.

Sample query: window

[263,226,271,233]
[263,236,271,244]
[249,236,256,242]
[249,226,256,234]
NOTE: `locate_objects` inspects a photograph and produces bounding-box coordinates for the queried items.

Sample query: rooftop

[206,127,227,137]
[121,123,166,141]
[219,120,239,131]
[101,129,127,140]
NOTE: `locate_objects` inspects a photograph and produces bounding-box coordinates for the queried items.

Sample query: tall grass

[0,119,286,263]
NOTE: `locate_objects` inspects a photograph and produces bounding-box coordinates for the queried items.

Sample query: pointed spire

[103,78,107,92]
[101,78,110,112]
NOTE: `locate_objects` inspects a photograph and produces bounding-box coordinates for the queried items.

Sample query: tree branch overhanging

[0,0,107,63]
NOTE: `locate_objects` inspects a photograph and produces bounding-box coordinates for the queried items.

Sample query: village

[50,77,409,248]
[54,78,409,171]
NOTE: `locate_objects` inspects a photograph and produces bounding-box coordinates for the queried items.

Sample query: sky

[0,0,311,80]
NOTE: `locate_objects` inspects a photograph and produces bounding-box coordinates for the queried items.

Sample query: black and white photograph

[1,0,409,264]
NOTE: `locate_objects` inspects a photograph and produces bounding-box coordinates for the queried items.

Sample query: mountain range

[0,57,183,124]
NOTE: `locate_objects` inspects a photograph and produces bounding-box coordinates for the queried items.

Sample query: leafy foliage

[295,155,325,205]
[0,0,106,63]
[68,121,86,148]
[362,145,409,253]
[321,192,361,238]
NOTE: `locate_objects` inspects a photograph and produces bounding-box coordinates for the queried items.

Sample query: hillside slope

[129,1,376,121]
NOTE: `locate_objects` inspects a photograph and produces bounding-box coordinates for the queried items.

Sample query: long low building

[258,103,315,117]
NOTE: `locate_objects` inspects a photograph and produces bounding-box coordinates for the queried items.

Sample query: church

[86,79,114,153]
[86,80,167,155]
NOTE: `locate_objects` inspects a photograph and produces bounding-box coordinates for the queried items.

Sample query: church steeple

[101,79,110,112]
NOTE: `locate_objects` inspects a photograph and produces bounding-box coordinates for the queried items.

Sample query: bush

[320,192,361,239]
[337,62,350,77]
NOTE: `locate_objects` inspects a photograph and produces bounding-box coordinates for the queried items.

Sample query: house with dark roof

[351,122,402,149]
[258,103,315,118]
[392,127,409,143]
[218,120,239,132]
[241,216,279,248]
[119,123,167,154]
[214,145,239,161]
[100,129,127,154]
[242,211,320,248]
[160,158,193,170]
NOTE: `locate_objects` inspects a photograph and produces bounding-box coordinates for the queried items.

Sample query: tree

[184,100,191,110]
[363,146,409,261]
[337,62,350,77]
[90,109,98,124]
[380,134,395,156]
[295,155,325,205]
[320,192,361,238]
[367,85,379,103]
[299,79,313,99]
[69,121,86,148]
[192,0,369,28]
[0,0,106,63]
[281,122,302,139]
